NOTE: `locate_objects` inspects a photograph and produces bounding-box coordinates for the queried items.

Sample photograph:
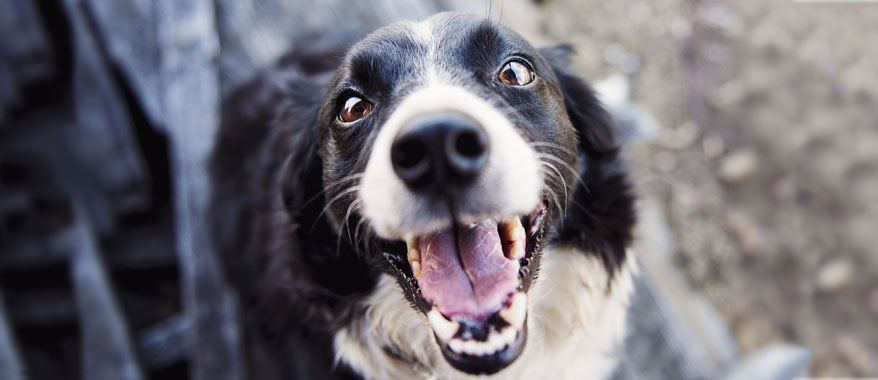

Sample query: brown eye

[339,96,372,123]
[498,60,534,86]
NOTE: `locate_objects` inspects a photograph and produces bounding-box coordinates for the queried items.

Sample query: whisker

[534,153,587,191]
[346,201,362,243]
[540,162,568,208]
[544,186,564,217]
[310,185,361,233]
[302,173,363,208]
[336,199,362,257]
[353,216,368,254]
[527,141,576,156]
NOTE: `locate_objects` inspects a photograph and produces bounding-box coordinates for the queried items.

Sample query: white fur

[359,84,543,239]
[334,247,638,380]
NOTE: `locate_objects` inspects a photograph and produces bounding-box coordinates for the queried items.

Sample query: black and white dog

[210,12,636,380]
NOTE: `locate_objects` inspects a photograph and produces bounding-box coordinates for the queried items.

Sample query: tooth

[449,339,464,353]
[498,327,515,347]
[427,308,459,342]
[406,238,421,278]
[411,260,422,278]
[506,326,517,343]
[474,342,487,356]
[501,218,526,259]
[508,241,524,260]
[485,332,501,353]
[406,236,419,251]
[463,340,478,355]
[499,292,527,329]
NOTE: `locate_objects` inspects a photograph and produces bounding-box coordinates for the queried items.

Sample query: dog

[209,12,637,380]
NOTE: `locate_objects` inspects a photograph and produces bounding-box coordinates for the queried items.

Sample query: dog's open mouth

[383,203,547,375]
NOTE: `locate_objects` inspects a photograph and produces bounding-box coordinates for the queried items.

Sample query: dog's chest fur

[334,247,636,380]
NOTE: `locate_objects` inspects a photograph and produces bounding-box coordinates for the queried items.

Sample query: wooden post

[69,202,145,380]
[156,0,246,379]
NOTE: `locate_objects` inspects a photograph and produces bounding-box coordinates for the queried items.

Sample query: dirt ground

[535,0,878,376]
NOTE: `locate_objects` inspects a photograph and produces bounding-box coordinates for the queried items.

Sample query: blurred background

[1,0,876,379]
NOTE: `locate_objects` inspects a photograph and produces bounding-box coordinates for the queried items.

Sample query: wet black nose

[391,113,488,191]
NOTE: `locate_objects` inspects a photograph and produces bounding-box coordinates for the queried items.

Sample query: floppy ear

[539,46,636,275]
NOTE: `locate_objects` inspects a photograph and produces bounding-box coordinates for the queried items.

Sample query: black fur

[209,16,634,379]
[542,46,637,275]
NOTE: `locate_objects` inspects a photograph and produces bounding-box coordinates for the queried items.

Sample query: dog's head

[307,12,627,375]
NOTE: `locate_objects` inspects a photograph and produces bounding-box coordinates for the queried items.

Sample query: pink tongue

[417,220,519,321]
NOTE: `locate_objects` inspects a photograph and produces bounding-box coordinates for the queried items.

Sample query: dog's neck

[333,246,637,380]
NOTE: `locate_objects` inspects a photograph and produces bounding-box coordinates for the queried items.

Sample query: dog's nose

[391,113,488,191]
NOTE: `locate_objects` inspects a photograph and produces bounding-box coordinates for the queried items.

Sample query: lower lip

[437,321,528,375]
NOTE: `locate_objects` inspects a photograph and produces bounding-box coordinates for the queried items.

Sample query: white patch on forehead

[406,18,442,86]
[410,18,434,48]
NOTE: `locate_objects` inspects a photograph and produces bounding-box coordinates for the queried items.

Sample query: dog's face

[315,13,583,375]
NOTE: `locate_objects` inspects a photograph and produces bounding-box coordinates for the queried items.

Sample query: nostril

[392,136,432,189]
[454,129,486,158]
[446,125,488,181]
[392,138,426,169]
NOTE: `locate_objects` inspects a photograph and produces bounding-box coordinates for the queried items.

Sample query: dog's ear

[539,45,636,275]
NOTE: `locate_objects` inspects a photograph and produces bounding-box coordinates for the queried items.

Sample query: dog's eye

[498,60,534,86]
[339,96,372,123]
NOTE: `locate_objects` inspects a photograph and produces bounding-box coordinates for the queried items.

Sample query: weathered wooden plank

[155,0,245,378]
[82,0,164,129]
[135,314,191,371]
[0,0,54,83]
[61,0,150,235]
[0,0,54,124]
[69,202,145,380]
[0,216,175,270]
[0,290,28,380]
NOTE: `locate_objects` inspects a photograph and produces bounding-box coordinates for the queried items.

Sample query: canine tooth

[427,308,459,342]
[411,260,422,278]
[504,326,518,344]
[508,241,525,260]
[499,292,527,328]
[501,218,526,259]
[495,327,514,349]
[406,238,422,278]
[501,218,526,240]
[504,327,515,344]
[406,236,419,252]
[407,247,421,260]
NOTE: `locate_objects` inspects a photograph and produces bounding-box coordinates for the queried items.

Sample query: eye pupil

[499,60,534,86]
[339,96,372,123]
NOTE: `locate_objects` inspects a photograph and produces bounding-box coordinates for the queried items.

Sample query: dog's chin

[380,202,548,375]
